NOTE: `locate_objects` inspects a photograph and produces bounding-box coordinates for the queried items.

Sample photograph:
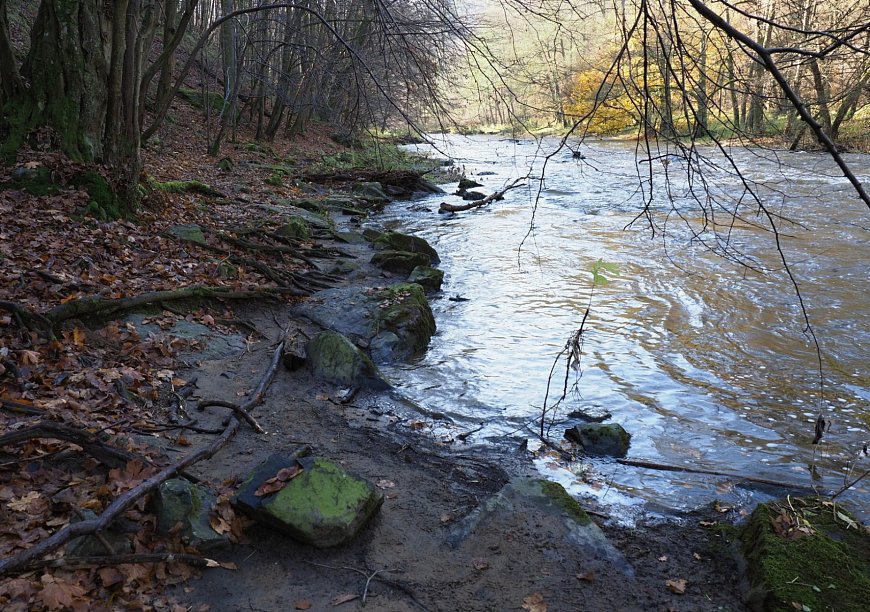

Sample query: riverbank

[0,120,753,609]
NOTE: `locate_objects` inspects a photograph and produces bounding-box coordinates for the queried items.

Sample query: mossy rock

[351,181,390,204]
[178,88,227,112]
[740,498,870,611]
[371,250,430,274]
[235,452,383,548]
[371,283,436,360]
[306,330,388,389]
[373,231,439,263]
[565,423,631,457]
[168,224,207,245]
[153,479,229,551]
[458,177,484,190]
[71,170,122,220]
[2,166,61,196]
[276,217,311,239]
[407,266,444,292]
[362,228,383,242]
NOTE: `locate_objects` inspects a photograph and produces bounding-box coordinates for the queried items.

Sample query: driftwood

[0,340,285,576]
[439,178,526,213]
[617,458,818,491]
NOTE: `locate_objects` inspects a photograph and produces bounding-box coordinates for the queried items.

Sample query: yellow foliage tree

[565,69,638,135]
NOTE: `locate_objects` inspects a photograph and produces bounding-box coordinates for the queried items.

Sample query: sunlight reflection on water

[379,135,870,521]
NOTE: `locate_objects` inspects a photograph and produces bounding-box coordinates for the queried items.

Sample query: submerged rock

[306,330,388,389]
[457,177,484,190]
[153,479,229,551]
[740,497,870,611]
[565,423,631,457]
[235,452,383,548]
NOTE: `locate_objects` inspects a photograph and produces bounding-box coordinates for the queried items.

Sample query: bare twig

[439,178,525,213]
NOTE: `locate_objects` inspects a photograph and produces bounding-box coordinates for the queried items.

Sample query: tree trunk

[0,0,21,107]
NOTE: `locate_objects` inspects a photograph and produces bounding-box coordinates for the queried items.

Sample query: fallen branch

[617,458,818,491]
[0,398,44,416]
[0,422,140,469]
[439,178,525,213]
[0,340,285,576]
[198,399,265,434]
[13,552,231,574]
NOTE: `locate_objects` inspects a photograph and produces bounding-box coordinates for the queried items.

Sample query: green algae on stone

[740,498,870,611]
[373,231,439,263]
[371,250,430,274]
[538,479,591,526]
[260,458,384,548]
[372,283,436,356]
[306,330,388,389]
[407,265,444,292]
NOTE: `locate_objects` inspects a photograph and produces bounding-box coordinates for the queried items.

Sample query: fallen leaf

[331,593,359,606]
[576,570,595,582]
[693,552,702,560]
[255,464,303,496]
[98,567,124,587]
[666,579,687,594]
[473,558,489,571]
[658,555,668,562]
[376,479,396,489]
[522,592,547,612]
[294,601,312,610]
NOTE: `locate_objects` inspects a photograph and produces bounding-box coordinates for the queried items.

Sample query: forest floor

[1,97,748,611]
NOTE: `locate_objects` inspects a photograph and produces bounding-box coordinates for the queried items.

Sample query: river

[378,134,870,522]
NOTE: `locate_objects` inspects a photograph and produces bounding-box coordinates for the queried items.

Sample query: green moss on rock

[306,330,388,389]
[373,231,439,263]
[71,170,122,220]
[371,250,430,274]
[740,498,870,611]
[373,283,436,356]
[538,480,591,526]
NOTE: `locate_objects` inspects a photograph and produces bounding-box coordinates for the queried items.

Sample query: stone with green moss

[153,478,229,551]
[235,453,383,548]
[565,423,631,457]
[740,497,870,611]
[373,231,439,263]
[408,266,444,292]
[371,250,430,274]
[306,330,388,389]
[351,181,390,205]
[276,217,311,239]
[1,166,61,196]
[168,224,207,245]
[71,170,122,220]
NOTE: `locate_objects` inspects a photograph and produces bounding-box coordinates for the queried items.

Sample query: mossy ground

[740,497,870,611]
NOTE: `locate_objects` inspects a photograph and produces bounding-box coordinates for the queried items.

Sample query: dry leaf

[522,592,547,612]
[376,479,396,489]
[331,593,359,606]
[666,579,687,594]
[576,570,595,582]
[294,601,312,610]
[255,464,303,496]
[473,558,489,571]
[98,567,124,587]
[658,555,668,562]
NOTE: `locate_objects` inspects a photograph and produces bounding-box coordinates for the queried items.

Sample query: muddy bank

[152,193,749,611]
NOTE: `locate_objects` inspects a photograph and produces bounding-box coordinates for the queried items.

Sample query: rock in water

[407,265,444,292]
[565,423,631,457]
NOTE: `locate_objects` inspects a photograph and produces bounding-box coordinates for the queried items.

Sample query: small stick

[198,399,265,434]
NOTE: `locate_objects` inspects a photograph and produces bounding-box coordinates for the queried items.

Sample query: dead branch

[617,458,817,491]
[0,422,140,469]
[0,398,44,416]
[13,552,229,574]
[0,300,53,330]
[0,340,285,576]
[439,178,525,213]
[197,399,265,434]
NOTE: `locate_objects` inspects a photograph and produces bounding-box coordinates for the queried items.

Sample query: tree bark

[0,0,21,106]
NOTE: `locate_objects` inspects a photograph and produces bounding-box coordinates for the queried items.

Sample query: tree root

[439,178,525,213]
[0,422,141,469]
[0,340,285,576]
[11,552,232,574]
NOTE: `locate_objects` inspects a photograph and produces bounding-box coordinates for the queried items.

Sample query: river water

[379,134,870,522]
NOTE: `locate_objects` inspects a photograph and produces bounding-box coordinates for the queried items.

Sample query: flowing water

[378,135,870,521]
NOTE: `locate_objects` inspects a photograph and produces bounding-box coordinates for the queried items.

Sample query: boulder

[565,423,631,457]
[740,497,870,611]
[153,479,230,551]
[67,510,132,556]
[292,284,435,363]
[168,224,207,245]
[371,250,430,274]
[361,227,383,242]
[234,452,383,548]
[352,181,391,204]
[460,190,487,201]
[275,217,310,239]
[306,330,388,389]
[373,231,440,263]
[407,266,444,292]
[457,177,484,190]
